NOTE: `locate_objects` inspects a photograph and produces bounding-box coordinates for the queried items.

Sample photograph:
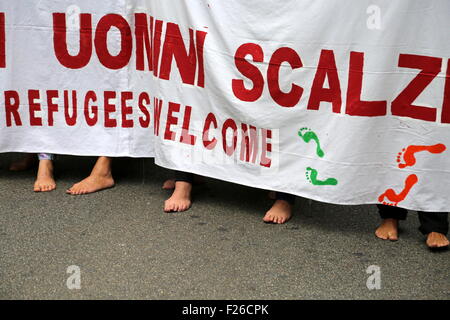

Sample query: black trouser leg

[174,170,194,184]
[376,205,408,220]
[418,212,449,235]
[275,192,295,205]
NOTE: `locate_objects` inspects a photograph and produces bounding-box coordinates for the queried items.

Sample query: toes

[388,233,398,241]
[427,240,437,248]
[375,230,387,240]
[427,234,449,248]
[34,182,56,192]
[164,201,174,212]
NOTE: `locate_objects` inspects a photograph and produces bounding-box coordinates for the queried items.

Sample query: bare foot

[162,179,176,190]
[9,154,37,171]
[66,156,114,195]
[164,181,192,212]
[426,232,449,249]
[375,218,399,241]
[263,200,293,224]
[34,160,56,192]
[67,175,115,195]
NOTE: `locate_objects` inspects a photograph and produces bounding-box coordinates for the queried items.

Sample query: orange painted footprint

[397,144,446,169]
[378,174,418,206]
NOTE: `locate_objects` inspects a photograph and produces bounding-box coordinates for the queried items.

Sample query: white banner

[1,0,450,211]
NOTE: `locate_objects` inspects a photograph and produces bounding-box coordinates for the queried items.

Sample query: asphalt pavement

[0,153,448,299]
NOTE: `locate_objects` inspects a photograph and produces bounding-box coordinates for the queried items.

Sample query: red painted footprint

[397,144,446,169]
[378,174,418,206]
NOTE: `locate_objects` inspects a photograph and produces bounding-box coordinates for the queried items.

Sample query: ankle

[91,167,112,178]
[383,218,398,225]
[38,159,53,171]
[174,181,192,195]
[274,199,292,209]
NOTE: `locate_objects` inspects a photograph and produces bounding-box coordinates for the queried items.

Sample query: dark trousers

[174,172,297,207]
[377,205,448,235]
[275,192,295,205]
[174,171,195,184]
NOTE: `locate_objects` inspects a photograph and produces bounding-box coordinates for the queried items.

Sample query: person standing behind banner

[9,153,36,171]
[66,156,115,195]
[12,154,114,194]
[263,192,295,224]
[162,175,296,220]
[375,205,449,250]
[163,171,195,212]
[9,153,56,192]
[34,153,56,192]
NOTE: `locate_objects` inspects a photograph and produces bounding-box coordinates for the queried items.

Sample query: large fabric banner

[1,0,450,211]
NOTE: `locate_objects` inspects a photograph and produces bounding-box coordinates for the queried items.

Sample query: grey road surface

[0,154,448,300]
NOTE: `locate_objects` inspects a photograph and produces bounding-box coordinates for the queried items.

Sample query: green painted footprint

[298,127,325,158]
[305,167,338,186]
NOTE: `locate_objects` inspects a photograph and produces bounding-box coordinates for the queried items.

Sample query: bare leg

[375,218,399,241]
[66,156,114,195]
[9,154,36,171]
[162,179,176,190]
[34,160,56,192]
[263,200,293,224]
[426,232,449,249]
[164,181,192,212]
